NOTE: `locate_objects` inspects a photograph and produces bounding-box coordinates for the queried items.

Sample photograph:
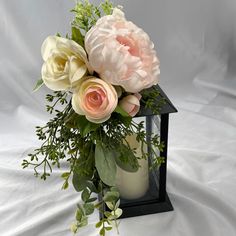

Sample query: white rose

[41,36,92,91]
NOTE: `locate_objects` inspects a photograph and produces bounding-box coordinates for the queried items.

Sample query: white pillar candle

[116,135,149,200]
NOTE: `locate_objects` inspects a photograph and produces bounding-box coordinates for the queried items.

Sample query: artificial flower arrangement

[22,1,165,235]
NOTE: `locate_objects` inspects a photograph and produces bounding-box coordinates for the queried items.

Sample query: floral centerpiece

[22,1,164,235]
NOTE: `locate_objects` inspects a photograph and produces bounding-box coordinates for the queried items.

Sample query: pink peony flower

[119,93,141,117]
[85,8,160,93]
[72,76,118,123]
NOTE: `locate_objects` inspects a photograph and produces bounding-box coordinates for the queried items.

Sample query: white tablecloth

[1,0,236,235]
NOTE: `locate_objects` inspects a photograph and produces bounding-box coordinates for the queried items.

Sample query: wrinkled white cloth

[1,0,236,236]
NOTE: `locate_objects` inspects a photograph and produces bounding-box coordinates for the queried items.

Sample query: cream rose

[119,93,141,117]
[72,77,118,123]
[85,8,160,93]
[41,36,92,91]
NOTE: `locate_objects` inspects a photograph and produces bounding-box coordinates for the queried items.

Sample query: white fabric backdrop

[0,0,236,235]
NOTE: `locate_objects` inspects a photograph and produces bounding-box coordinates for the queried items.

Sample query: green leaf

[77,203,85,214]
[114,105,130,117]
[110,187,119,192]
[105,202,114,211]
[71,26,84,47]
[86,197,97,203]
[65,113,100,135]
[70,223,78,234]
[96,221,103,228]
[100,228,105,236]
[65,111,79,128]
[112,112,132,127]
[104,211,111,218]
[76,116,100,137]
[105,227,112,231]
[94,201,103,209]
[84,203,94,215]
[106,199,120,210]
[33,79,44,92]
[86,181,98,193]
[81,188,90,202]
[114,208,123,218]
[120,115,132,127]
[76,209,83,221]
[114,143,139,172]
[62,180,69,190]
[72,172,90,192]
[78,216,88,227]
[95,143,117,186]
[114,199,120,210]
[108,208,123,220]
[61,172,70,179]
[103,191,119,202]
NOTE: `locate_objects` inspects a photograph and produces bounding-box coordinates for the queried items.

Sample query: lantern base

[120,192,173,219]
[99,193,173,220]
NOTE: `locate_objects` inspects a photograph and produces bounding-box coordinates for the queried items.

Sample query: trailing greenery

[23,89,165,235]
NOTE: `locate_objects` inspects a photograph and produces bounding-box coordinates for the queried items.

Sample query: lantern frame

[99,85,177,219]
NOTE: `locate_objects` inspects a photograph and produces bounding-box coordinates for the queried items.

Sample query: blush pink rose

[119,93,141,117]
[72,76,118,123]
[85,8,160,93]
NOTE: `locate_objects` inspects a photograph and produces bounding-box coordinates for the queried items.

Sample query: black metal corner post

[146,115,153,166]
[159,113,169,201]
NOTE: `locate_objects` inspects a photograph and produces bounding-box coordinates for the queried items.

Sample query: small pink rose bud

[119,93,141,117]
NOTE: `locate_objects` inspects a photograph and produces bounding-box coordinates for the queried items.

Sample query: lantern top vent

[137,84,178,117]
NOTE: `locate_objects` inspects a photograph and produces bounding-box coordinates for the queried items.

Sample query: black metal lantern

[101,85,177,219]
